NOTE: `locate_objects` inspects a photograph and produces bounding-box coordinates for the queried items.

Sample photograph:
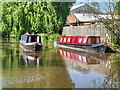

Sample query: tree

[1,2,73,38]
[90,2,100,11]
[91,1,120,49]
[103,1,120,48]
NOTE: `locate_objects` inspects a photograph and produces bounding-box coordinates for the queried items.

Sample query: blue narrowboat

[20,33,42,52]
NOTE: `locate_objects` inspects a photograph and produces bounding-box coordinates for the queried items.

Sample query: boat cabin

[58,35,101,45]
[20,34,41,43]
[20,33,42,52]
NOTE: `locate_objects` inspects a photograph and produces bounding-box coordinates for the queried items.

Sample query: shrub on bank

[40,33,60,49]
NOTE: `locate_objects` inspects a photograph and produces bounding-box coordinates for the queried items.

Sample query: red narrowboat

[56,35,114,53]
[20,33,42,52]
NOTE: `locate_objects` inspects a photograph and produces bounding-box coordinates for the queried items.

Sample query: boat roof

[85,35,100,37]
[61,35,100,37]
[22,33,39,36]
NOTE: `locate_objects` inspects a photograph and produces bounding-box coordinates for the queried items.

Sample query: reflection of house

[65,4,103,26]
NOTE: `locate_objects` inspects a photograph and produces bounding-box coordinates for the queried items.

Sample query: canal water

[0,39,120,88]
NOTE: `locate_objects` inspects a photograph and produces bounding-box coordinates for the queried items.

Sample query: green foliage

[40,33,60,49]
[114,1,120,17]
[111,34,120,50]
[0,2,2,22]
[111,1,120,48]
[40,33,49,49]
[100,1,120,49]
[48,33,60,48]
[1,2,73,38]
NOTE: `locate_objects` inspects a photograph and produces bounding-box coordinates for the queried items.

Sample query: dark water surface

[0,39,120,88]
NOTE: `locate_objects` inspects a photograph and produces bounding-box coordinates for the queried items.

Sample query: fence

[62,24,108,41]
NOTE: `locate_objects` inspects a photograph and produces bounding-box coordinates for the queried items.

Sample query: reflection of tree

[10,50,13,68]
[104,54,120,88]
[2,44,12,68]
[2,40,20,69]
[2,41,73,88]
[2,42,64,68]
[18,55,26,68]
[40,49,65,67]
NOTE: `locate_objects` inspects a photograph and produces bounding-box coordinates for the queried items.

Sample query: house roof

[65,4,111,24]
[70,4,103,14]
[70,4,85,11]
[66,13,79,24]
[73,13,99,22]
[65,13,100,25]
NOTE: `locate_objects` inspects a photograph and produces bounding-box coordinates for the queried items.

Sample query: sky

[72,0,115,13]
[76,0,118,2]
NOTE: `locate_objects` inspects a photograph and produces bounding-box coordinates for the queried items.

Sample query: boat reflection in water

[21,51,41,66]
[57,48,119,88]
[58,48,106,74]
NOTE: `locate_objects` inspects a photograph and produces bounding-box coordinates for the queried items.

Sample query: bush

[40,33,60,49]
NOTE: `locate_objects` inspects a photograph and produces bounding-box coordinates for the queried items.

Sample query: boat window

[39,36,41,43]
[64,38,66,42]
[91,37,96,44]
[67,38,71,42]
[21,36,24,41]
[88,38,91,44]
[36,36,40,43]
[21,36,27,42]
[31,36,37,42]
[78,38,82,43]
[83,38,87,43]
[60,38,63,42]
[21,36,23,41]
[96,38,100,43]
